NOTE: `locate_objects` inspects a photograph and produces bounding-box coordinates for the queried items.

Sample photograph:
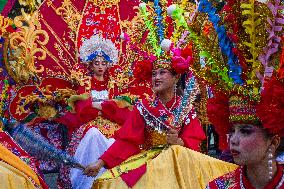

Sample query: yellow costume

[0,161,37,189]
[0,128,41,189]
[94,146,238,189]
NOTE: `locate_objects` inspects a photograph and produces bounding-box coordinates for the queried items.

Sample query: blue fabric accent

[0,117,8,126]
[85,50,112,63]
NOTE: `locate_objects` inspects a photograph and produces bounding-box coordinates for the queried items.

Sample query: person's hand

[84,159,105,177]
[166,129,184,146]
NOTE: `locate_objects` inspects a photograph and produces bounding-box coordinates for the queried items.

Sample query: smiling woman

[82,52,238,188]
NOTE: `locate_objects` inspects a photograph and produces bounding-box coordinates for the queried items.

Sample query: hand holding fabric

[84,159,105,177]
[166,129,184,146]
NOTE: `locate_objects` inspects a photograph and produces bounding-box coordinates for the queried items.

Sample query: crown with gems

[79,34,119,64]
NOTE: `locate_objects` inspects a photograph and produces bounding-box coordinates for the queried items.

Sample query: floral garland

[240,0,268,94]
[198,0,244,85]
[176,30,189,48]
[223,0,248,76]
[168,4,189,43]
[174,75,197,125]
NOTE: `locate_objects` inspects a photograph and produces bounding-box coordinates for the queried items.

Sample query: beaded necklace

[136,95,180,133]
[158,93,177,113]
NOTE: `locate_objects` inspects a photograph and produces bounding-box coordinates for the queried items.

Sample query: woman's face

[91,56,108,77]
[152,68,177,94]
[229,124,271,165]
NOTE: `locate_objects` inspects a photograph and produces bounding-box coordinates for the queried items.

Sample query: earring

[268,147,273,180]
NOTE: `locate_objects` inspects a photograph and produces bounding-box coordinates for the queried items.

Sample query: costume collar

[242,164,284,189]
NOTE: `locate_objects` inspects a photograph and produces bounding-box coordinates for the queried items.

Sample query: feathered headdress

[121,0,197,76]
[183,0,284,149]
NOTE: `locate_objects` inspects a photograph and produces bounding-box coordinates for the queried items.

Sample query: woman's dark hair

[175,73,187,96]
[85,61,94,76]
[263,128,284,156]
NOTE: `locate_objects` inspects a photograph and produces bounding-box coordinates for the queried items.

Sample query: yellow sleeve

[0,161,37,189]
[0,144,41,187]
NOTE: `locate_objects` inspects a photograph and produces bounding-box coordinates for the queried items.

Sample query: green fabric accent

[22,113,37,124]
[98,146,167,181]
[114,96,135,105]
[0,0,8,12]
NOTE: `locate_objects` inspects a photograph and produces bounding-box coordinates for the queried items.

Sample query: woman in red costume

[206,48,284,188]
[206,113,284,189]
[83,53,238,188]
[56,33,136,189]
[198,0,284,188]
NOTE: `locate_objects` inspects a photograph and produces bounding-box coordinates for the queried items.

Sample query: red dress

[99,95,206,186]
[207,164,284,189]
[57,77,132,188]
[55,77,129,138]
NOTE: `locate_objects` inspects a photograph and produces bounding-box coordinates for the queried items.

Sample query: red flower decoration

[171,44,193,74]
[172,56,191,74]
[256,77,284,137]
[181,43,193,59]
[133,59,153,81]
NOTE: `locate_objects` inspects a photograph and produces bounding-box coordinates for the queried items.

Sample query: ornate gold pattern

[70,69,91,89]
[16,86,76,118]
[0,16,13,36]
[143,128,167,150]
[86,116,120,138]
[18,0,41,11]
[37,105,57,119]
[91,0,120,12]
[55,0,82,32]
[110,71,130,90]
[7,10,49,83]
